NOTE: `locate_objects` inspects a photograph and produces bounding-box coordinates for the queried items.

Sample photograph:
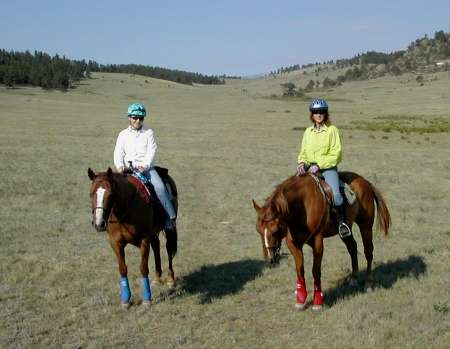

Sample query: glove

[296,163,306,176]
[308,164,320,174]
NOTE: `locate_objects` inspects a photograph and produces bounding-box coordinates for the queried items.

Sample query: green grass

[1,71,450,348]
[343,115,450,133]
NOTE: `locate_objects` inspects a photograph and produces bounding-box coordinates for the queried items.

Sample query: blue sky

[1,0,449,76]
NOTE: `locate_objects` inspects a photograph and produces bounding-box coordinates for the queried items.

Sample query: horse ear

[107,167,113,177]
[252,199,262,212]
[88,168,97,180]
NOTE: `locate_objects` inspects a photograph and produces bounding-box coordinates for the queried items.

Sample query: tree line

[0,50,87,89]
[87,61,225,85]
[0,49,226,89]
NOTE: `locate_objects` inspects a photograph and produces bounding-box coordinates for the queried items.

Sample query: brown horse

[88,167,178,307]
[253,172,391,311]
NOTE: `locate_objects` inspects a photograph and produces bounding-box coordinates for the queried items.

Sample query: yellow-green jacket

[297,123,343,169]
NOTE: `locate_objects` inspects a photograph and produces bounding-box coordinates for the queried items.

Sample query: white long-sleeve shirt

[113,126,157,170]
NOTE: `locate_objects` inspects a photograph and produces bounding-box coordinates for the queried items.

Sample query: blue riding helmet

[127,103,147,117]
[309,98,328,112]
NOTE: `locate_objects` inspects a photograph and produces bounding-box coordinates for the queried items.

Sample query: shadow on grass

[179,259,266,304]
[325,255,427,306]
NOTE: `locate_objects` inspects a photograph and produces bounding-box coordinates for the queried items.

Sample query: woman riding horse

[114,102,177,232]
[297,98,351,238]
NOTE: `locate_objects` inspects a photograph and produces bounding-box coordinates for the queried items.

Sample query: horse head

[253,199,286,264]
[88,167,115,232]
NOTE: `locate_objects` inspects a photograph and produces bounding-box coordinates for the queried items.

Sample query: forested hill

[273,30,450,96]
[272,30,450,78]
[87,62,224,86]
[0,49,225,89]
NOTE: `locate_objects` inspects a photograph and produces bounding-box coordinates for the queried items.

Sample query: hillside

[262,30,450,97]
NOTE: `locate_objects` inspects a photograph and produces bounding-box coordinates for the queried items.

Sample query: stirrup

[338,222,352,239]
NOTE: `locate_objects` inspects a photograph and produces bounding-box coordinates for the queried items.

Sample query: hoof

[151,279,162,286]
[312,304,322,311]
[167,280,176,289]
[121,301,132,309]
[295,302,307,310]
[142,300,152,308]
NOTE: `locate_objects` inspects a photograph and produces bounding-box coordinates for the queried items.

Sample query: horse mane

[264,177,298,219]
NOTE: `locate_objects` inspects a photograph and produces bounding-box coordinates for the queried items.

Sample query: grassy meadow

[0,70,449,348]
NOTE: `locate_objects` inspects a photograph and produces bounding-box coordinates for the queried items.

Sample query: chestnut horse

[88,167,178,307]
[253,172,391,310]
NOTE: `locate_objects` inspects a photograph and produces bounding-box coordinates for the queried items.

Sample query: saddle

[127,166,172,205]
[311,173,356,207]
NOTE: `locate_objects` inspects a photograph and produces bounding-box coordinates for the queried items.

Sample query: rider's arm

[113,132,126,172]
[141,129,158,171]
[297,127,311,165]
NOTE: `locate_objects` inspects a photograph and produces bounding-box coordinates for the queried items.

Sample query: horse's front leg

[108,235,131,307]
[311,234,325,311]
[149,234,162,285]
[285,232,307,309]
[140,238,152,306]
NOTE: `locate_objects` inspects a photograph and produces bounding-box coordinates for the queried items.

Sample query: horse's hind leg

[166,231,176,288]
[150,235,163,285]
[166,249,175,288]
[341,232,359,286]
[359,224,374,289]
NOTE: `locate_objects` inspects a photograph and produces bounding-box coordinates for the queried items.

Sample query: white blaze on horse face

[264,228,269,248]
[95,187,106,226]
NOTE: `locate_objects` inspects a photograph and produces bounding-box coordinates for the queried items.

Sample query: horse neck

[110,175,138,213]
[268,176,311,219]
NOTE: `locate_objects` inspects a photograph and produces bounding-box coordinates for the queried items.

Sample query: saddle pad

[341,182,356,205]
[128,175,152,204]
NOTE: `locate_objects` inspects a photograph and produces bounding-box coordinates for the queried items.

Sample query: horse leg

[140,239,152,306]
[149,235,163,285]
[341,232,359,286]
[109,237,131,307]
[359,224,374,290]
[311,234,325,311]
[285,233,307,309]
[166,239,176,288]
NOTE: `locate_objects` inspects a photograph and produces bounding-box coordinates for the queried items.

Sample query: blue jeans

[322,167,343,206]
[144,168,176,220]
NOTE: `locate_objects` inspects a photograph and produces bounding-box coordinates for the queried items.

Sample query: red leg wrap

[313,283,324,307]
[296,277,308,305]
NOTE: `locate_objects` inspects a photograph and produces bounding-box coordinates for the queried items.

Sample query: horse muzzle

[92,220,107,232]
[266,247,281,265]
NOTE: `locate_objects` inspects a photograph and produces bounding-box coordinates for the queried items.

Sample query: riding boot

[335,204,352,239]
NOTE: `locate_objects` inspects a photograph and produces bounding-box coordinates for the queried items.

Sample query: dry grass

[0,71,449,348]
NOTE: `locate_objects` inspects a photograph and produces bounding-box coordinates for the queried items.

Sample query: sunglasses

[312,110,326,115]
[130,116,144,121]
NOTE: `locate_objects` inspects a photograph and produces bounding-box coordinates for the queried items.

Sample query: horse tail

[163,173,178,258]
[165,227,178,258]
[369,182,391,235]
